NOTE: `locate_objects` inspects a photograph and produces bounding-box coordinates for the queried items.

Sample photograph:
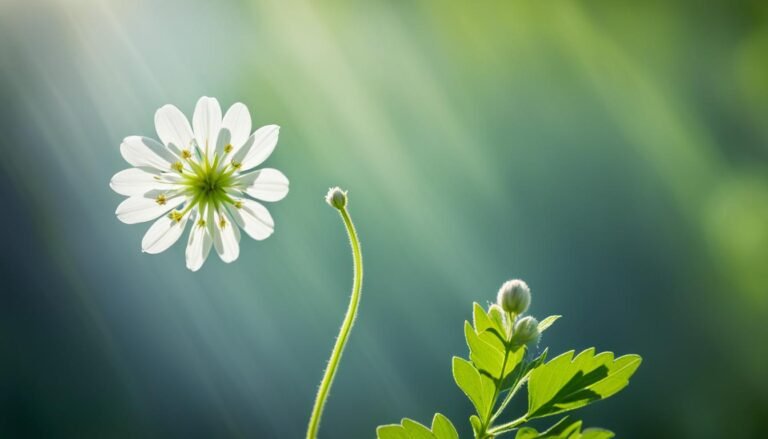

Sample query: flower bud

[511,316,540,347]
[496,279,531,315]
[325,187,347,210]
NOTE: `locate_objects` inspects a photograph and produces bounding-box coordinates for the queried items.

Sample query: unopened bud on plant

[511,316,540,347]
[496,279,531,315]
[325,187,347,210]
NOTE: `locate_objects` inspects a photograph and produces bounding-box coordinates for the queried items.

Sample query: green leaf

[514,417,614,439]
[581,429,615,439]
[376,415,459,439]
[377,425,411,439]
[452,356,495,417]
[465,321,505,376]
[473,303,496,333]
[470,415,483,437]
[527,348,642,419]
[402,419,435,439]
[487,305,507,335]
[431,414,459,439]
[537,315,561,333]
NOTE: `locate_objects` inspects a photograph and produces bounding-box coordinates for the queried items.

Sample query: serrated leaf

[452,357,495,417]
[527,349,642,419]
[538,315,561,333]
[431,414,459,439]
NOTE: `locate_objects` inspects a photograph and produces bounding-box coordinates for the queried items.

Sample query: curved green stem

[306,205,363,439]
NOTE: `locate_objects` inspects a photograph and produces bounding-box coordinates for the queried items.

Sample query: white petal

[221,103,251,152]
[239,168,289,202]
[185,210,213,272]
[110,168,173,196]
[155,104,194,153]
[141,212,190,254]
[228,199,274,240]
[115,195,184,224]
[192,96,222,159]
[232,125,280,171]
[213,209,240,263]
[120,136,176,171]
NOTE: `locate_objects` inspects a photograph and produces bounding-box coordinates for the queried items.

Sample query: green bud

[496,279,531,315]
[511,316,540,347]
[325,187,347,210]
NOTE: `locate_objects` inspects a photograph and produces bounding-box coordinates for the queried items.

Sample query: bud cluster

[495,278,540,347]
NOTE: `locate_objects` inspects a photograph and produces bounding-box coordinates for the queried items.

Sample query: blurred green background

[1,0,767,437]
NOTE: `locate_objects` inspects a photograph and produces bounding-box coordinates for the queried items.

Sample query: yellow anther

[168,211,183,223]
[234,200,244,209]
[197,219,206,227]
[171,161,183,172]
[155,194,167,205]
[230,160,242,170]
[181,149,192,159]
[219,217,227,229]
[224,144,233,154]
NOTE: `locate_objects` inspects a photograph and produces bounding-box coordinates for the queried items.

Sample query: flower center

[178,153,238,212]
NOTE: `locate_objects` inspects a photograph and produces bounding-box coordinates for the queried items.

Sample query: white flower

[110,96,289,271]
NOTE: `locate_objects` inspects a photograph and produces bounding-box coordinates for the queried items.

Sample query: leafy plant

[376,280,641,439]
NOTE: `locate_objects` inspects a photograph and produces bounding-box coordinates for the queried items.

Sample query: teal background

[1,0,767,437]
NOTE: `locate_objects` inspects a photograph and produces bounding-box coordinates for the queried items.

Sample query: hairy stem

[306,205,363,439]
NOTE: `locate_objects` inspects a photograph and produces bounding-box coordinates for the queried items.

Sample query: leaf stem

[488,415,528,436]
[306,204,363,439]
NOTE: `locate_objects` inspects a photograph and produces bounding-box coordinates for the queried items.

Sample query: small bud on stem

[511,316,540,347]
[325,187,348,210]
[497,279,531,315]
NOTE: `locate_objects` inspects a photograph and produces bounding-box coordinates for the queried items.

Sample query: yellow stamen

[168,211,183,223]
[224,144,233,154]
[219,217,227,229]
[197,219,206,227]
[234,200,244,209]
[155,194,167,205]
[231,160,242,170]
[171,161,183,172]
[181,149,192,159]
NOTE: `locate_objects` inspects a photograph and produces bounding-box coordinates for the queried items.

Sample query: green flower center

[167,152,240,222]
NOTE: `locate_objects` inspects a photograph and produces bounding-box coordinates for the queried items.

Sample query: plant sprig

[376,280,641,439]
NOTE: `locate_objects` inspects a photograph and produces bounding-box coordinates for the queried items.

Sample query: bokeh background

[1,0,767,437]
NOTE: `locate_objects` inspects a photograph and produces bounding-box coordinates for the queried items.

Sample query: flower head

[511,316,540,348]
[111,96,289,271]
[497,279,531,315]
